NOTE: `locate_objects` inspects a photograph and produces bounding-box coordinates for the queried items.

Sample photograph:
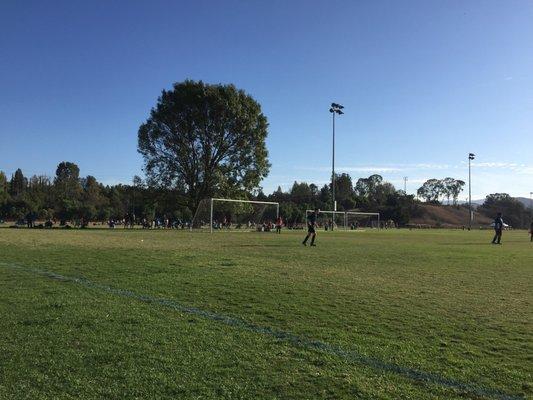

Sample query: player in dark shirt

[275,216,283,234]
[529,221,533,242]
[491,212,504,245]
[302,208,319,246]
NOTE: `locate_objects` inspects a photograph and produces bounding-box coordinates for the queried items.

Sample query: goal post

[305,210,381,230]
[192,198,279,232]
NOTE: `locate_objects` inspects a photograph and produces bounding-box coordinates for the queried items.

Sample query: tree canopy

[417,178,466,205]
[478,193,528,228]
[138,80,270,210]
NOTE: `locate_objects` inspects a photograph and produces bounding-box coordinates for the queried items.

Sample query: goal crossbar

[212,198,279,206]
[345,211,380,216]
[305,210,346,216]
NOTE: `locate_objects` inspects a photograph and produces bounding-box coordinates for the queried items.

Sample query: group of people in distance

[212,216,285,233]
[300,209,533,247]
[107,215,191,230]
[252,216,284,233]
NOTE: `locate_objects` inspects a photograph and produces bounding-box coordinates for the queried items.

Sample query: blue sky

[1,0,532,199]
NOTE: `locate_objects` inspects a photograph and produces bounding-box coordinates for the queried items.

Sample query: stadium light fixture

[468,153,475,230]
[329,102,344,230]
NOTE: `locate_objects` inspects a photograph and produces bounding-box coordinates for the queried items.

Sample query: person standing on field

[529,221,533,242]
[275,216,283,234]
[302,208,319,246]
[492,212,504,245]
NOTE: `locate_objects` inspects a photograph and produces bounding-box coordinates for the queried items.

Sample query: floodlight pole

[468,153,475,230]
[329,103,343,231]
[403,176,408,193]
[332,110,336,213]
[468,156,471,230]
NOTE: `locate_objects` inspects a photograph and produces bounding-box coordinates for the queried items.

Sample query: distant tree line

[0,164,530,228]
[0,166,419,226]
[0,163,192,226]
[263,174,420,227]
[0,167,415,226]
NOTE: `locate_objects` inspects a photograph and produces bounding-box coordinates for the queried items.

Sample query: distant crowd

[3,211,532,243]
[7,212,193,230]
[107,214,191,230]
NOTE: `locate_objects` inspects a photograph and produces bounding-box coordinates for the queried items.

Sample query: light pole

[468,153,475,230]
[403,176,408,194]
[329,102,344,230]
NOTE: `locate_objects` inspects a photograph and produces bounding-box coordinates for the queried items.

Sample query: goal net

[346,212,381,230]
[192,198,279,232]
[305,210,345,231]
[305,210,381,230]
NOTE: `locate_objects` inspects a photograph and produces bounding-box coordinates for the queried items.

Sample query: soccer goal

[345,211,381,230]
[192,198,279,233]
[305,210,381,230]
[305,210,345,231]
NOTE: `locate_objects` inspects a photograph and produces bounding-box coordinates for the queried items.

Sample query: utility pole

[468,153,475,230]
[329,103,344,230]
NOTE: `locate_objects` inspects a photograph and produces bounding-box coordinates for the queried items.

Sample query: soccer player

[492,212,504,245]
[302,208,319,246]
[275,216,283,234]
[529,221,533,242]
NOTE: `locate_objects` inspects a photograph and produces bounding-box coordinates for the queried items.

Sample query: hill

[458,197,532,208]
[410,204,492,228]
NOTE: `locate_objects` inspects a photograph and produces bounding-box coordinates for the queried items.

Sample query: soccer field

[0,228,531,399]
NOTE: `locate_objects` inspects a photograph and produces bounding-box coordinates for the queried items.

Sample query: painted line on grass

[1,262,523,400]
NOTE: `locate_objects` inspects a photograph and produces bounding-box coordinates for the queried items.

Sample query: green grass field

[0,228,531,399]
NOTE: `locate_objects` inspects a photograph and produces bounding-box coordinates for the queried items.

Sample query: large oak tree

[138,80,270,211]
